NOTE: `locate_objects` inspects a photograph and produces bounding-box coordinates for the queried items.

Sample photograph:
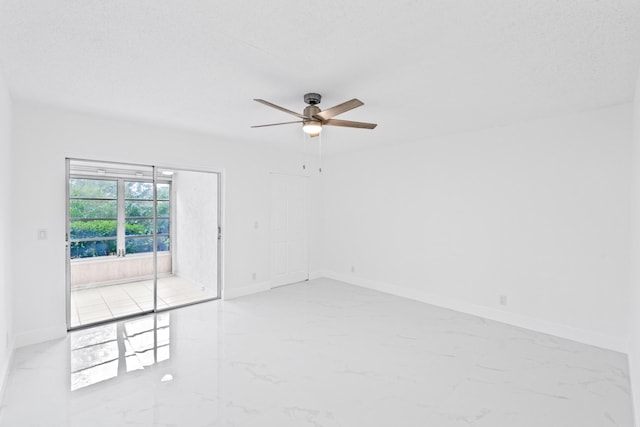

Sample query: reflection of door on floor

[270,173,309,288]
[66,159,221,329]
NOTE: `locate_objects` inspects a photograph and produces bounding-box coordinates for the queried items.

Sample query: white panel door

[270,174,308,287]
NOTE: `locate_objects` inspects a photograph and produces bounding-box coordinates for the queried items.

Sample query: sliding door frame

[65,158,224,330]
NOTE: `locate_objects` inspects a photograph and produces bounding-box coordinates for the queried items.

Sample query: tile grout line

[71,277,213,326]
[121,286,146,312]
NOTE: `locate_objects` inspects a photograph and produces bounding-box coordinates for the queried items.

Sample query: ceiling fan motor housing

[304,93,322,105]
[303,105,321,119]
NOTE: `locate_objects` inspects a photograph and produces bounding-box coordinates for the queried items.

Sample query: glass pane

[126,219,153,236]
[126,237,153,254]
[69,200,117,219]
[157,184,170,200]
[69,179,117,199]
[157,219,170,234]
[157,201,170,217]
[125,201,153,218]
[125,181,153,200]
[70,220,117,239]
[157,236,170,252]
[70,240,117,259]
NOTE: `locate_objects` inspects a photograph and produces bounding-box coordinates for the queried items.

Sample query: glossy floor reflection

[0,278,633,426]
[70,313,171,391]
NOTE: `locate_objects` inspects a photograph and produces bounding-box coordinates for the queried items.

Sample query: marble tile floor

[70,275,218,327]
[0,278,633,426]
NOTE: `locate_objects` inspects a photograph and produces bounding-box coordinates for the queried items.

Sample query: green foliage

[125,236,170,254]
[157,184,170,200]
[125,181,153,199]
[70,220,170,258]
[70,220,154,238]
[125,201,169,218]
[157,201,170,216]
[125,201,153,217]
[157,236,170,251]
[70,178,171,258]
[69,200,117,219]
[125,220,151,236]
[126,237,153,254]
[69,179,117,198]
[70,220,117,239]
[157,219,170,234]
[70,240,117,258]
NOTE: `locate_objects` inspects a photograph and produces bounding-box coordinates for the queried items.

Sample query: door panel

[270,174,309,287]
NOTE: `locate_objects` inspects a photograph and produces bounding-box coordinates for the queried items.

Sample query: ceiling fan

[251,93,377,137]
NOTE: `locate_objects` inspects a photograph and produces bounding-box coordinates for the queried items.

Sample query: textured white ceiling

[0,0,639,154]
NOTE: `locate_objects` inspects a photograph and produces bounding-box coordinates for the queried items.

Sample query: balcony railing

[70,252,172,290]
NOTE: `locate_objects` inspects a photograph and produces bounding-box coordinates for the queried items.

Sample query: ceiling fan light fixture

[303,121,322,134]
[252,94,376,135]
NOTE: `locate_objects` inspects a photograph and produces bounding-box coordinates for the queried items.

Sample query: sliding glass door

[166,168,220,307]
[66,159,221,329]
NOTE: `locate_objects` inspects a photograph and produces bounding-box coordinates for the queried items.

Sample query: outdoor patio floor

[69,275,217,328]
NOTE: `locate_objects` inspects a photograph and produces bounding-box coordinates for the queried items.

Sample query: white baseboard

[14,324,66,349]
[223,281,272,300]
[0,339,14,406]
[222,273,326,299]
[309,270,324,280]
[628,352,640,427]
[322,271,629,353]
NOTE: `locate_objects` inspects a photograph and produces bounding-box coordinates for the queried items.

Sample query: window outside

[69,178,171,259]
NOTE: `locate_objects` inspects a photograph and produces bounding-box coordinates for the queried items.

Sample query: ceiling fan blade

[323,119,377,129]
[251,120,304,128]
[254,99,307,119]
[314,98,364,120]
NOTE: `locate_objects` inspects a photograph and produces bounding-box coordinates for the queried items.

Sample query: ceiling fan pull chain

[303,129,308,172]
[318,133,322,173]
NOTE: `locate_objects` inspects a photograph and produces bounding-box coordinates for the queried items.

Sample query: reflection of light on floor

[70,313,170,391]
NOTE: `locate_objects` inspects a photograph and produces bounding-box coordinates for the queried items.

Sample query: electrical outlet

[499,295,507,306]
[37,229,47,240]
[351,265,355,273]
[252,272,257,281]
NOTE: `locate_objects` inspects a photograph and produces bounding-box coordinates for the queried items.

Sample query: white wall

[308,158,325,278]
[10,100,314,346]
[0,68,13,397]
[629,71,640,426]
[8,95,635,399]
[322,104,633,352]
[174,170,219,292]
